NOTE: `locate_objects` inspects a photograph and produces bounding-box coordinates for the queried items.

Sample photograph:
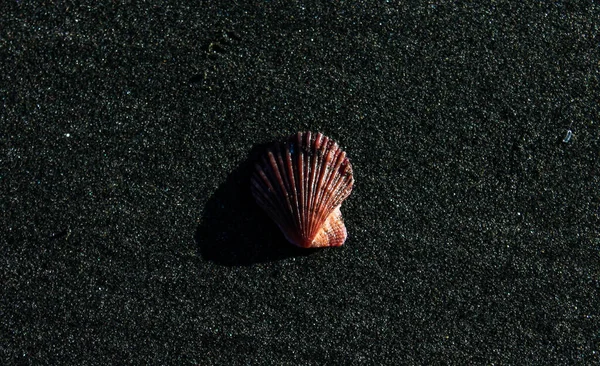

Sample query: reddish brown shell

[251,132,354,248]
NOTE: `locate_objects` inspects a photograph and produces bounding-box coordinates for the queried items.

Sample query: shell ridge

[304,132,315,242]
[296,133,305,241]
[307,133,322,243]
[312,144,342,229]
[329,158,354,212]
[305,136,329,244]
[303,132,315,241]
[282,146,307,238]
[282,144,301,237]
[313,149,351,230]
[305,133,330,243]
[278,143,304,242]
[294,134,305,242]
[310,137,341,241]
[269,150,298,234]
[326,179,351,220]
[328,152,353,205]
[316,139,340,241]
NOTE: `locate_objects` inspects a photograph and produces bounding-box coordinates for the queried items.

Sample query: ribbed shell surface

[251,132,354,248]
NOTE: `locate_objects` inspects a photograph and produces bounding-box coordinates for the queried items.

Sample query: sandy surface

[2,1,599,364]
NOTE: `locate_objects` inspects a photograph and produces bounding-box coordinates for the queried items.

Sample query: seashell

[251,132,354,248]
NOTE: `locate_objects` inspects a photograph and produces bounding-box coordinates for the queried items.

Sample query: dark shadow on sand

[195,142,319,266]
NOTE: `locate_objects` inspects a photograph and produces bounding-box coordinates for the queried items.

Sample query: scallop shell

[251,132,354,248]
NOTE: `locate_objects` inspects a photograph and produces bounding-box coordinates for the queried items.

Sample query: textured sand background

[2,1,599,364]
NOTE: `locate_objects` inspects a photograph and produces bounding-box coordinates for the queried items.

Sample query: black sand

[2,1,599,364]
